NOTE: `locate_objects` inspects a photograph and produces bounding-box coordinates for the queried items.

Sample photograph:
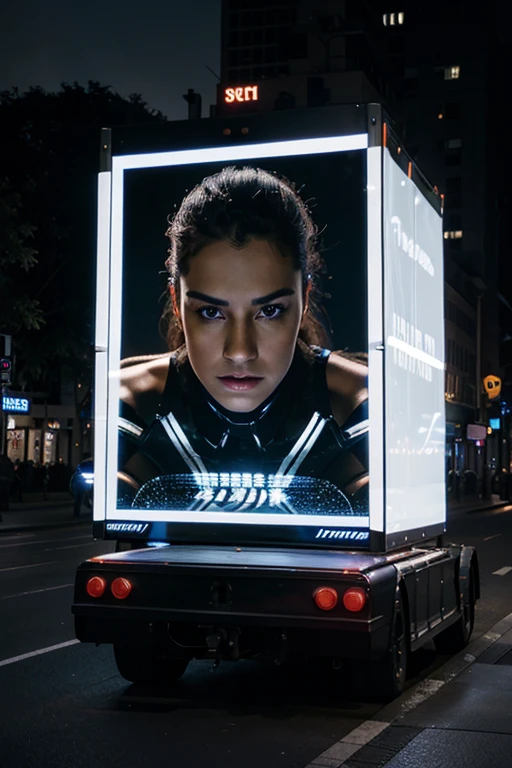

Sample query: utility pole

[472,278,488,498]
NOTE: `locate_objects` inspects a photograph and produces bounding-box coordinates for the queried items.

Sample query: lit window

[445,138,462,149]
[445,66,460,80]
[443,231,463,240]
[384,11,404,27]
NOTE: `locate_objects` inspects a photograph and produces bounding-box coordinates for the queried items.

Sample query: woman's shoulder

[325,351,368,426]
[119,353,172,411]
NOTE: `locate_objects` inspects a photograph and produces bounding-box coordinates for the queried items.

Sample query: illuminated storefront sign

[483,375,501,400]
[224,85,259,104]
[2,395,31,414]
[467,424,487,441]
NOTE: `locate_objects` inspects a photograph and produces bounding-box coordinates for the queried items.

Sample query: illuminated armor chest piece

[118,347,368,515]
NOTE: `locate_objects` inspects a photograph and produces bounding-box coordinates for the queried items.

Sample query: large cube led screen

[99,133,375,547]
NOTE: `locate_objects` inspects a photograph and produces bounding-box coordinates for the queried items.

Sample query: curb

[373,610,512,724]
[305,611,512,767]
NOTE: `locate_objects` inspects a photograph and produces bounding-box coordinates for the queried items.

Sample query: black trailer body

[73,104,479,700]
[73,541,479,700]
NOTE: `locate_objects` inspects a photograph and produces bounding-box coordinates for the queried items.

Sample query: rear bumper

[74,614,389,660]
[72,549,398,661]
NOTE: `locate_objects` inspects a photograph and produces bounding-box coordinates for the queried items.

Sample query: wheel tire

[434,568,475,654]
[350,589,409,702]
[113,644,189,685]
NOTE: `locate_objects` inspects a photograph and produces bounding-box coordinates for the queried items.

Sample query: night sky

[1,0,221,120]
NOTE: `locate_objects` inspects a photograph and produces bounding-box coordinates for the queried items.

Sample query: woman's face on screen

[180,238,304,412]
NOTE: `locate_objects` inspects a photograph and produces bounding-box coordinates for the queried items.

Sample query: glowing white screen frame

[93,171,111,523]
[102,133,372,528]
[366,147,385,533]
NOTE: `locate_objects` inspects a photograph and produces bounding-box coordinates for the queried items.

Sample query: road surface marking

[493,566,512,576]
[0,535,91,550]
[0,639,80,668]
[0,561,58,573]
[43,542,98,552]
[307,721,390,768]
[341,720,389,744]
[0,583,74,601]
[483,534,502,541]
[396,678,444,713]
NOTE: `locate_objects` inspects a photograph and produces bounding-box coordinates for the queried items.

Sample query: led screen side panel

[366,146,385,540]
[104,133,371,548]
[383,149,446,548]
[93,170,111,523]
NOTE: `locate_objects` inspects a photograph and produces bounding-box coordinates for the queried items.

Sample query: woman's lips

[218,375,263,392]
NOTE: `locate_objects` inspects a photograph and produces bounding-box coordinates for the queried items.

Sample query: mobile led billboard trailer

[94,106,445,551]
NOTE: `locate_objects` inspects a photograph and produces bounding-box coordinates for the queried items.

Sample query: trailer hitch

[205,626,241,666]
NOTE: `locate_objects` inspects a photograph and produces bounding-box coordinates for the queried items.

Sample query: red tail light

[86,576,106,598]
[342,587,367,612]
[313,586,338,611]
[111,577,133,600]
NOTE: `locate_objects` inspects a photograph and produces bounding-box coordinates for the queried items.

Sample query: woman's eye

[258,304,286,319]
[198,306,223,320]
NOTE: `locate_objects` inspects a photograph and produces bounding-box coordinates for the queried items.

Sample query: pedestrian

[13,459,23,503]
[42,463,50,500]
[25,460,34,492]
[0,454,16,517]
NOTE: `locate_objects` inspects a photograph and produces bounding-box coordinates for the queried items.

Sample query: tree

[0,177,42,334]
[0,81,166,390]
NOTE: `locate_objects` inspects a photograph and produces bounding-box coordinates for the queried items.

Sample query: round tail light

[86,576,106,598]
[343,587,367,612]
[313,586,338,611]
[111,577,133,600]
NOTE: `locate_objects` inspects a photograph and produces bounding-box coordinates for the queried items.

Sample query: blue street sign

[2,395,31,414]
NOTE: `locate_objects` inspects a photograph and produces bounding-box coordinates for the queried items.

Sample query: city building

[218,0,504,494]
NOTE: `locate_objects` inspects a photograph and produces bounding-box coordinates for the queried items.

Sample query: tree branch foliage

[0,81,165,389]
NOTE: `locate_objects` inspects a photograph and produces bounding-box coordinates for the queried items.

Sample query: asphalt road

[0,505,511,768]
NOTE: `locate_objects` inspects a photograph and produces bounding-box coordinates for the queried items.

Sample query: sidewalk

[307,611,512,768]
[0,492,92,534]
[447,492,509,515]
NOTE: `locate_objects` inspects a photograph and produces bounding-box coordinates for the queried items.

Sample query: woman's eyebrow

[185,290,229,306]
[252,288,295,305]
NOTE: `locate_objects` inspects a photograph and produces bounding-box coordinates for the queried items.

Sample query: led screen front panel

[96,132,377,547]
[383,149,446,544]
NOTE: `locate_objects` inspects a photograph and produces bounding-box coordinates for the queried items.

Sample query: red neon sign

[224,85,259,104]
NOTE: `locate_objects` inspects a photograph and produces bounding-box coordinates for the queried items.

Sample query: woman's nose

[223,319,258,363]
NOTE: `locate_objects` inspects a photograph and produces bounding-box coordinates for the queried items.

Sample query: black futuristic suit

[118,345,369,516]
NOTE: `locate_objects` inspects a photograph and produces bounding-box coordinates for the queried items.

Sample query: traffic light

[0,357,12,384]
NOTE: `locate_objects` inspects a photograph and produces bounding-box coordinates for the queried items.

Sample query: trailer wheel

[113,644,189,685]
[434,567,475,654]
[350,589,408,702]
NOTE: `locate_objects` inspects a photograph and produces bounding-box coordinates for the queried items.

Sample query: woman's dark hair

[162,165,329,349]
